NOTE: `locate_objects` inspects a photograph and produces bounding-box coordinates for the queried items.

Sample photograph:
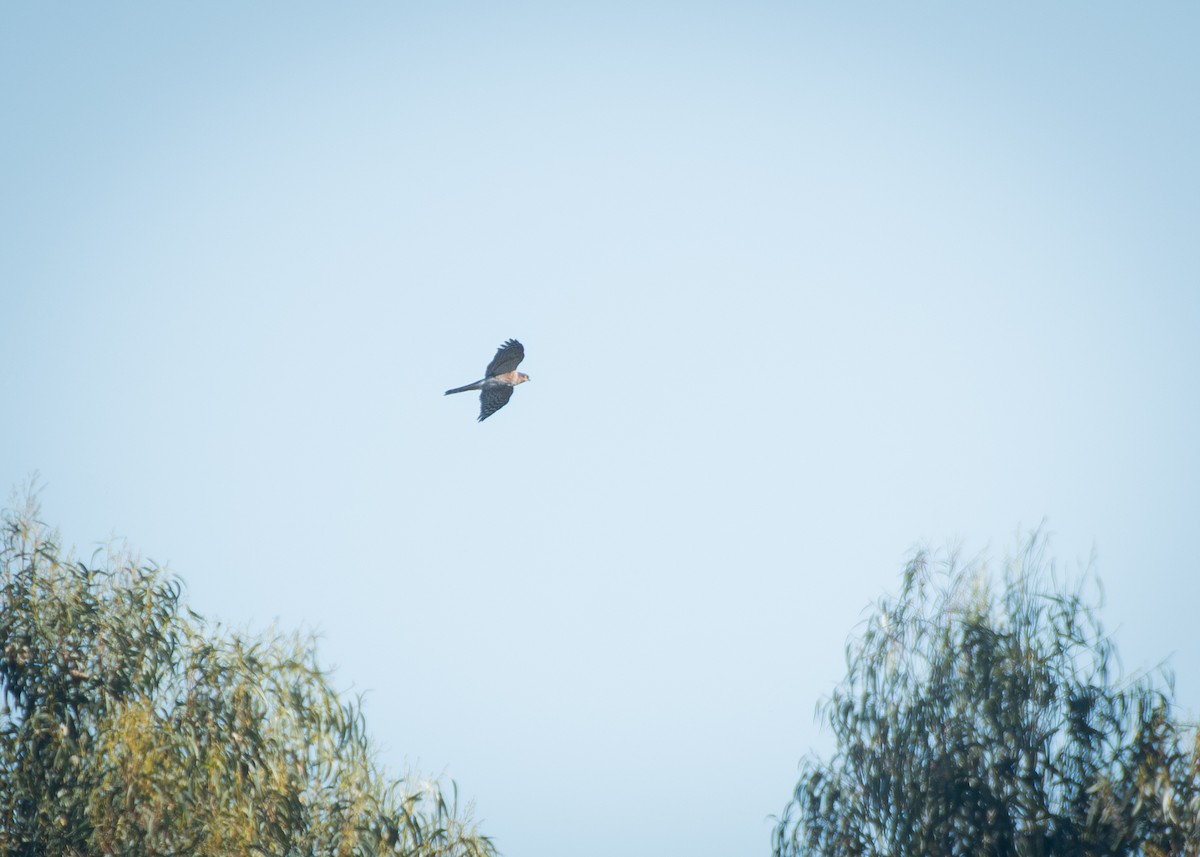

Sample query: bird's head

[517,372,531,384]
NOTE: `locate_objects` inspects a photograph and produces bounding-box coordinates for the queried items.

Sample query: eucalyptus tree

[774,539,1200,857]
[1,498,494,857]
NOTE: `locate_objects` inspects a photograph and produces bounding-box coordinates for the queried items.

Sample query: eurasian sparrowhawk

[444,339,530,421]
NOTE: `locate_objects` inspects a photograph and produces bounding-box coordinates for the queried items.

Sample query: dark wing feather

[485,339,524,376]
[478,385,514,421]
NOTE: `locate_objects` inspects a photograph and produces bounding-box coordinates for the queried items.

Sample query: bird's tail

[444,381,483,396]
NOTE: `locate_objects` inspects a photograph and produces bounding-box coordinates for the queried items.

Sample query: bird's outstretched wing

[478,385,514,421]
[485,339,524,376]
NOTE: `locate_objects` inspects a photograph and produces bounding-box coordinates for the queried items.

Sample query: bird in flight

[444,339,530,421]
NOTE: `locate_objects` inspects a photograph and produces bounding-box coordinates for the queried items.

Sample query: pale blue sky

[3,4,1199,856]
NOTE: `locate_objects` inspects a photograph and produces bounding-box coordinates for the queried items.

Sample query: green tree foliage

[0,497,495,857]
[774,538,1200,857]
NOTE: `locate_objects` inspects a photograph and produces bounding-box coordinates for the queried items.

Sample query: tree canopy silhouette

[0,496,494,857]
[774,538,1200,857]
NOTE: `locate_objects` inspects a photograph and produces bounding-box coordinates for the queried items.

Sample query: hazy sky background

[3,4,1199,856]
